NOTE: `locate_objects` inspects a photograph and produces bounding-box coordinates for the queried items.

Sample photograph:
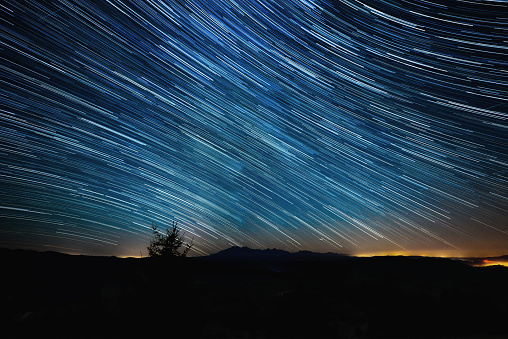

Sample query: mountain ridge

[204,245,350,262]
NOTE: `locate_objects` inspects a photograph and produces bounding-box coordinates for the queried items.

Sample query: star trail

[1,0,507,257]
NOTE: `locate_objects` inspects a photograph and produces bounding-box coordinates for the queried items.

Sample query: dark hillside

[2,248,508,338]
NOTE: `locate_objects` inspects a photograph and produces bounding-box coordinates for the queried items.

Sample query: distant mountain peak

[209,246,291,258]
[206,246,349,261]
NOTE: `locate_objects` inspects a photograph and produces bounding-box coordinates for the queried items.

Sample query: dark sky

[1,0,507,257]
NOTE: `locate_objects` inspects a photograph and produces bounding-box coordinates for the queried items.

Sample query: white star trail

[0,0,507,257]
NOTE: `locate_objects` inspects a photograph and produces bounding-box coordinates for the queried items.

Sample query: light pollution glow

[1,0,507,258]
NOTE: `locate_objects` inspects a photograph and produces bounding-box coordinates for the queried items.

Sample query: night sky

[1,0,507,258]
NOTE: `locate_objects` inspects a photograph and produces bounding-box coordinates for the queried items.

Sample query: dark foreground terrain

[2,247,508,339]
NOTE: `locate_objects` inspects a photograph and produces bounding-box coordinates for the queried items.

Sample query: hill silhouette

[207,246,292,259]
[2,247,508,338]
[207,246,349,261]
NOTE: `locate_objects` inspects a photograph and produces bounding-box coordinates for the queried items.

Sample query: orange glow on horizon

[355,251,463,258]
[475,260,508,267]
[356,249,508,259]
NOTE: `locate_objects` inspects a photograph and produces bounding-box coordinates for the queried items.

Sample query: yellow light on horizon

[475,259,508,267]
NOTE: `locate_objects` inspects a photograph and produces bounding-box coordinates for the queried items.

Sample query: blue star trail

[1,0,507,257]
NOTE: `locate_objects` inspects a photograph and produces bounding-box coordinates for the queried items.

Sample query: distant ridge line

[205,246,350,261]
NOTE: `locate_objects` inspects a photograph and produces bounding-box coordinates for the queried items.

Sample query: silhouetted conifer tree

[147,221,193,257]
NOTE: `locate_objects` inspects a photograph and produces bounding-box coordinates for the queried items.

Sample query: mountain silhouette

[2,247,508,339]
[207,246,292,259]
[207,246,349,261]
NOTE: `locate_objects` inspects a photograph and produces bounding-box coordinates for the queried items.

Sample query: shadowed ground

[2,247,507,338]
